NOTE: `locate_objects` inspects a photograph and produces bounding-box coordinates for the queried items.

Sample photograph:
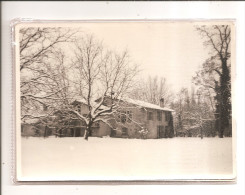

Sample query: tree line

[171,25,232,138]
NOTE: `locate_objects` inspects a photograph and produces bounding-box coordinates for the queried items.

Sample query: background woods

[173,25,232,138]
[130,76,174,107]
[193,25,232,138]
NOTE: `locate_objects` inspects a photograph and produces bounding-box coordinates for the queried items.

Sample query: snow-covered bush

[138,127,149,139]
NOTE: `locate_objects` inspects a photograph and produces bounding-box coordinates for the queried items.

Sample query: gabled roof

[122,98,174,112]
[74,98,174,112]
[72,99,87,105]
[73,99,109,110]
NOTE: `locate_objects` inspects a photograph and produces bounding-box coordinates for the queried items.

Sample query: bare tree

[195,25,231,138]
[192,59,217,112]
[184,101,215,139]
[172,87,215,138]
[20,27,78,122]
[21,49,73,123]
[20,27,77,71]
[67,35,139,140]
[172,88,188,132]
[130,76,174,107]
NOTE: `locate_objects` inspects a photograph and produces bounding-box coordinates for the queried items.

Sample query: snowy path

[19,137,234,181]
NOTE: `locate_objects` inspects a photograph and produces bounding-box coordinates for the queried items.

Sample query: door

[122,127,128,137]
[158,126,165,138]
[75,128,81,137]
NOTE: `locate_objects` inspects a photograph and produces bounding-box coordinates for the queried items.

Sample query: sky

[73,22,211,93]
[17,21,212,94]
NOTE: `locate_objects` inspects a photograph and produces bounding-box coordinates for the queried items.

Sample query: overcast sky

[18,22,211,93]
[75,22,210,93]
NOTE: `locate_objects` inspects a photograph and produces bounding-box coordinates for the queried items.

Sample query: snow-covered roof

[23,118,40,124]
[74,98,174,112]
[122,98,174,112]
[73,99,87,105]
[73,99,109,110]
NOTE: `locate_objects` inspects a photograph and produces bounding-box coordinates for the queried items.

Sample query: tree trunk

[214,81,220,137]
[200,125,203,139]
[219,59,231,138]
[44,126,47,138]
[59,129,62,137]
[84,123,92,140]
[84,129,89,140]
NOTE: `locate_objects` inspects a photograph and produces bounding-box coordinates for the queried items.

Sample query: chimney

[160,98,164,108]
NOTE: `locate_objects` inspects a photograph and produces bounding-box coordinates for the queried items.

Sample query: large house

[21,98,174,139]
[67,97,174,139]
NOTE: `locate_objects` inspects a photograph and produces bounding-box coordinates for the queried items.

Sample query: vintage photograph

[15,21,235,181]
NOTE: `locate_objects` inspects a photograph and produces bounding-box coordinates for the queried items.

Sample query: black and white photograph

[14,21,235,181]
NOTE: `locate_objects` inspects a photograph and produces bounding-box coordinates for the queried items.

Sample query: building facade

[69,98,174,139]
[21,98,174,139]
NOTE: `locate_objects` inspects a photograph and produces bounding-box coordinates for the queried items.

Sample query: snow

[73,99,110,110]
[123,98,174,112]
[19,137,234,181]
[74,98,174,112]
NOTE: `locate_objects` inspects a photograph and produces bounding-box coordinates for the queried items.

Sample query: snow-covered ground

[19,137,234,181]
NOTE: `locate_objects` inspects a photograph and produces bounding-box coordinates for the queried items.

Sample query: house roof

[73,99,109,110]
[122,98,174,112]
[74,98,174,112]
[72,99,87,105]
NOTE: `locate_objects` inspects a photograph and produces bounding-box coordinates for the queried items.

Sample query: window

[75,105,81,113]
[121,111,127,123]
[157,111,162,121]
[117,111,121,121]
[43,104,48,111]
[94,121,100,127]
[80,120,86,126]
[118,110,132,123]
[127,111,132,123]
[122,127,128,136]
[111,128,117,137]
[63,129,67,135]
[148,112,153,120]
[165,112,171,121]
[91,128,98,134]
